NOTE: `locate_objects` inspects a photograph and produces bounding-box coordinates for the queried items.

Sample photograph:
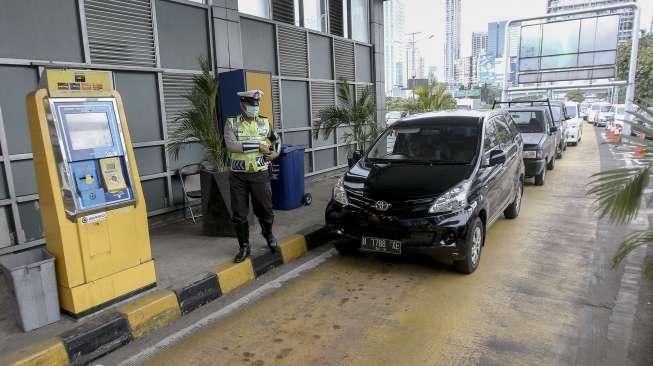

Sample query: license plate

[361,237,402,255]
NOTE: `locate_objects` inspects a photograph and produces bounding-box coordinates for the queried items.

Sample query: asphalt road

[103,124,652,366]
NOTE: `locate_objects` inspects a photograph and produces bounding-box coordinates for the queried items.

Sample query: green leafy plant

[167,57,227,171]
[409,81,456,113]
[617,34,653,102]
[565,89,585,103]
[587,99,653,276]
[314,82,380,152]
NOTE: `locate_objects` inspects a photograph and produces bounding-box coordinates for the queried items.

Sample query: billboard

[517,15,619,84]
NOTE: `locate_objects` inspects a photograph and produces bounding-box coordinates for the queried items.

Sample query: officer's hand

[265,151,280,161]
[259,144,271,154]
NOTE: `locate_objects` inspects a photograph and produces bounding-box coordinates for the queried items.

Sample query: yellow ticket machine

[26,69,156,317]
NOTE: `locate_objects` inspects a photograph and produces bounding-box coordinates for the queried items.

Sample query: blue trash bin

[271,145,307,210]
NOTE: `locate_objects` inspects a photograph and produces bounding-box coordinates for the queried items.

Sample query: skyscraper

[445,0,462,84]
[472,32,488,58]
[487,21,507,59]
[384,0,406,95]
[546,0,636,43]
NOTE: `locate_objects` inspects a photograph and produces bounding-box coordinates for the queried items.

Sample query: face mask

[244,105,260,118]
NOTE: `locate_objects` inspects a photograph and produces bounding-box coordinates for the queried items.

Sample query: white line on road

[111,249,337,366]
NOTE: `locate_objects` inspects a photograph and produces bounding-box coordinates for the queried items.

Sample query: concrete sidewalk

[0,173,339,357]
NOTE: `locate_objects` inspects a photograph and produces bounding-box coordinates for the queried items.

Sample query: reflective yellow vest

[227,115,271,173]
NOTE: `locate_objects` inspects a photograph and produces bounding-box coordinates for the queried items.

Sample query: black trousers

[229,171,274,229]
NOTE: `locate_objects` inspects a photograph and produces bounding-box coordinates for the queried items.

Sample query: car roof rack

[492,99,554,124]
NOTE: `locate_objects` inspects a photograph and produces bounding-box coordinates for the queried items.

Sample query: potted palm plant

[167,57,235,236]
[314,82,380,166]
[587,100,653,276]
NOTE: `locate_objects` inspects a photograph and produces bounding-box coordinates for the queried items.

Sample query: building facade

[546,0,636,43]
[0,0,385,256]
[472,32,488,58]
[384,0,406,95]
[445,0,462,83]
[487,21,507,59]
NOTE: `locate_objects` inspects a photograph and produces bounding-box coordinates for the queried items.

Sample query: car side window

[494,117,512,147]
[504,114,520,138]
[484,119,498,153]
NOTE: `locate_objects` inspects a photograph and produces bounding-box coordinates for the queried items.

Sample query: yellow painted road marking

[0,338,68,366]
[117,289,181,338]
[212,259,256,294]
[279,235,308,263]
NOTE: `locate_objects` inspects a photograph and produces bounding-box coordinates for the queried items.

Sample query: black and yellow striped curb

[0,225,333,366]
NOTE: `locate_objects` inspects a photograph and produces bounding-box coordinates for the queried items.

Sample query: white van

[565,102,583,145]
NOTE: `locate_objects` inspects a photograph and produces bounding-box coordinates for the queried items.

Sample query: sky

[402,0,653,80]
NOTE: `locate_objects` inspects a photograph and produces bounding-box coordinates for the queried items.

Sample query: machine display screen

[65,112,114,150]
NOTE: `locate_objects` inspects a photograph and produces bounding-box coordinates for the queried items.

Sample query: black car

[508,106,558,186]
[326,110,525,274]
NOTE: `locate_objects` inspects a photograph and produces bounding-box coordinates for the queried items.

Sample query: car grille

[345,188,434,216]
[523,144,539,150]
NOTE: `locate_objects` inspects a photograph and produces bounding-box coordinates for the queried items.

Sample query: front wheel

[535,166,546,186]
[546,156,555,170]
[453,217,484,274]
[504,180,523,219]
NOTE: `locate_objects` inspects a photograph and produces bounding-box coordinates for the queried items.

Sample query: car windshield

[550,106,561,121]
[367,122,479,164]
[567,106,577,117]
[510,110,547,133]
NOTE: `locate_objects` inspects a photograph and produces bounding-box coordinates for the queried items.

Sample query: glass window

[540,54,577,69]
[593,50,616,66]
[520,25,542,58]
[541,20,580,56]
[509,110,547,133]
[303,0,326,32]
[579,17,597,52]
[519,58,539,71]
[567,105,577,117]
[351,0,369,42]
[494,118,512,146]
[595,15,619,51]
[369,123,480,164]
[239,0,270,18]
[484,120,498,152]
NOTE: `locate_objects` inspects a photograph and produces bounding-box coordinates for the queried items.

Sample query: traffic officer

[224,89,281,263]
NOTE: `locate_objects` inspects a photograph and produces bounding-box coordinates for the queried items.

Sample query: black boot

[234,223,251,263]
[261,221,278,253]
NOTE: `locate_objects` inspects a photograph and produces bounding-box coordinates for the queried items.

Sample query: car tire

[334,240,359,256]
[453,217,484,274]
[535,166,546,186]
[504,179,523,219]
[546,155,555,170]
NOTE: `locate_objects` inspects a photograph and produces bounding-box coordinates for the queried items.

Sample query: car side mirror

[550,126,558,134]
[488,149,506,166]
[348,149,363,168]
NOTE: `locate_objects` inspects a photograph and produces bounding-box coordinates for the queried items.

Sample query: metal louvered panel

[334,39,354,81]
[272,0,294,25]
[278,26,308,77]
[329,0,344,37]
[311,82,335,121]
[162,73,195,133]
[272,80,282,130]
[85,0,156,67]
[356,84,375,106]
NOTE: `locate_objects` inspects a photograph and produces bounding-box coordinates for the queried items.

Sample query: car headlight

[333,176,348,206]
[429,180,470,214]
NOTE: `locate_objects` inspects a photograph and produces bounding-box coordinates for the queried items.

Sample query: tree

[409,81,456,113]
[314,82,380,152]
[617,34,653,102]
[480,83,500,104]
[565,89,585,103]
[167,57,227,171]
[586,99,653,277]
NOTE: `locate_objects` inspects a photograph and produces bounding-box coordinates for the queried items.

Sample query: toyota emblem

[375,200,391,211]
